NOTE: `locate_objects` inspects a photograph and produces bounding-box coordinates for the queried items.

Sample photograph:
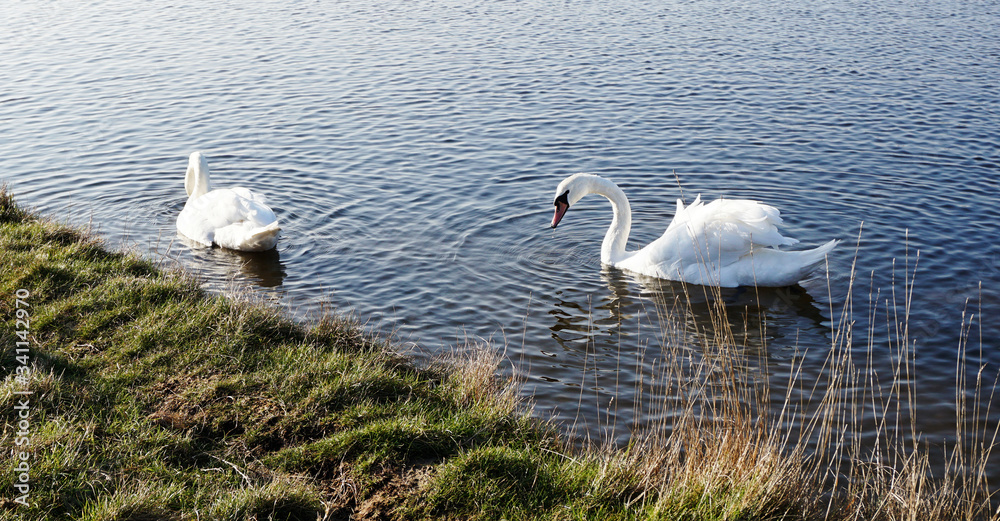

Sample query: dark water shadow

[176,235,287,288]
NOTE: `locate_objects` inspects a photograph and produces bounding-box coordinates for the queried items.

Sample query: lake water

[3,0,999,483]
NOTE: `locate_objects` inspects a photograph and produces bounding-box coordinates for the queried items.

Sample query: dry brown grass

[430,341,522,414]
[601,245,1000,520]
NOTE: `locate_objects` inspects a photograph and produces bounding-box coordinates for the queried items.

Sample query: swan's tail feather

[213,221,281,252]
[245,222,281,251]
[257,221,281,233]
[801,239,839,275]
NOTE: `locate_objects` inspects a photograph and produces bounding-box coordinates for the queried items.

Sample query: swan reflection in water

[176,234,287,289]
[549,266,828,356]
[543,267,832,444]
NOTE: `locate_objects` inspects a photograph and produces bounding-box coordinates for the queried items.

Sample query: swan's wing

[702,198,797,248]
[221,187,278,226]
[176,204,214,246]
[620,195,832,287]
[645,197,799,270]
[214,220,280,251]
[192,188,278,228]
[176,188,278,247]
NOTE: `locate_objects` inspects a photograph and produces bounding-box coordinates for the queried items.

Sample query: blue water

[3,0,999,481]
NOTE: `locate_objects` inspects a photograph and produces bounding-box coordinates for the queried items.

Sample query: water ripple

[2,0,998,474]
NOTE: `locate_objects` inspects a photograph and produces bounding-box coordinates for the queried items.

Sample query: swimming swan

[550,173,837,287]
[176,152,280,252]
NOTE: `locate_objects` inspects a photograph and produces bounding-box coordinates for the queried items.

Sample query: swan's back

[177,187,280,252]
[198,188,277,229]
[653,196,795,265]
[622,196,834,287]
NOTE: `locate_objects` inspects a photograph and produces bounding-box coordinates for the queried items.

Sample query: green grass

[1,187,997,520]
[0,188,550,519]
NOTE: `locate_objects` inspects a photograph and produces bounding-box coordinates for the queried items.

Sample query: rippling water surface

[3,0,999,480]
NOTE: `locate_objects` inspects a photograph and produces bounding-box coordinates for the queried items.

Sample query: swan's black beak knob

[551,191,570,228]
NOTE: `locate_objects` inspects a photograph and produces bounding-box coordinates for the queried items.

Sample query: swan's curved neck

[185,156,212,199]
[587,176,632,264]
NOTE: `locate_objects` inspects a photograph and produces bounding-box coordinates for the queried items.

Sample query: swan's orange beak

[551,192,570,228]
[551,201,568,228]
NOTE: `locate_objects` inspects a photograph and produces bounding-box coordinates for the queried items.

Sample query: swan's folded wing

[651,197,800,269]
[192,188,278,228]
[622,194,831,287]
[176,205,215,246]
[230,187,278,227]
[214,220,280,251]
[727,199,797,247]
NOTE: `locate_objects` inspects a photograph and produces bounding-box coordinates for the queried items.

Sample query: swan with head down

[176,152,280,252]
[550,173,837,287]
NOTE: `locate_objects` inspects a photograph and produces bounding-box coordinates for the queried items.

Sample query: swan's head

[185,151,212,198]
[551,173,602,228]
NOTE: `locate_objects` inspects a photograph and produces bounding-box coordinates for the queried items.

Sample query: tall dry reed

[584,248,999,520]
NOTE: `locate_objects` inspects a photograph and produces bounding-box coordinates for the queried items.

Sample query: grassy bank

[1,187,997,520]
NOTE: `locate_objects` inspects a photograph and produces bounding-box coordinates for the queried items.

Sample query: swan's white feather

[176,152,280,252]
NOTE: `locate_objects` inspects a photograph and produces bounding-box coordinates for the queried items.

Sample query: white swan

[176,152,280,252]
[550,173,837,287]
